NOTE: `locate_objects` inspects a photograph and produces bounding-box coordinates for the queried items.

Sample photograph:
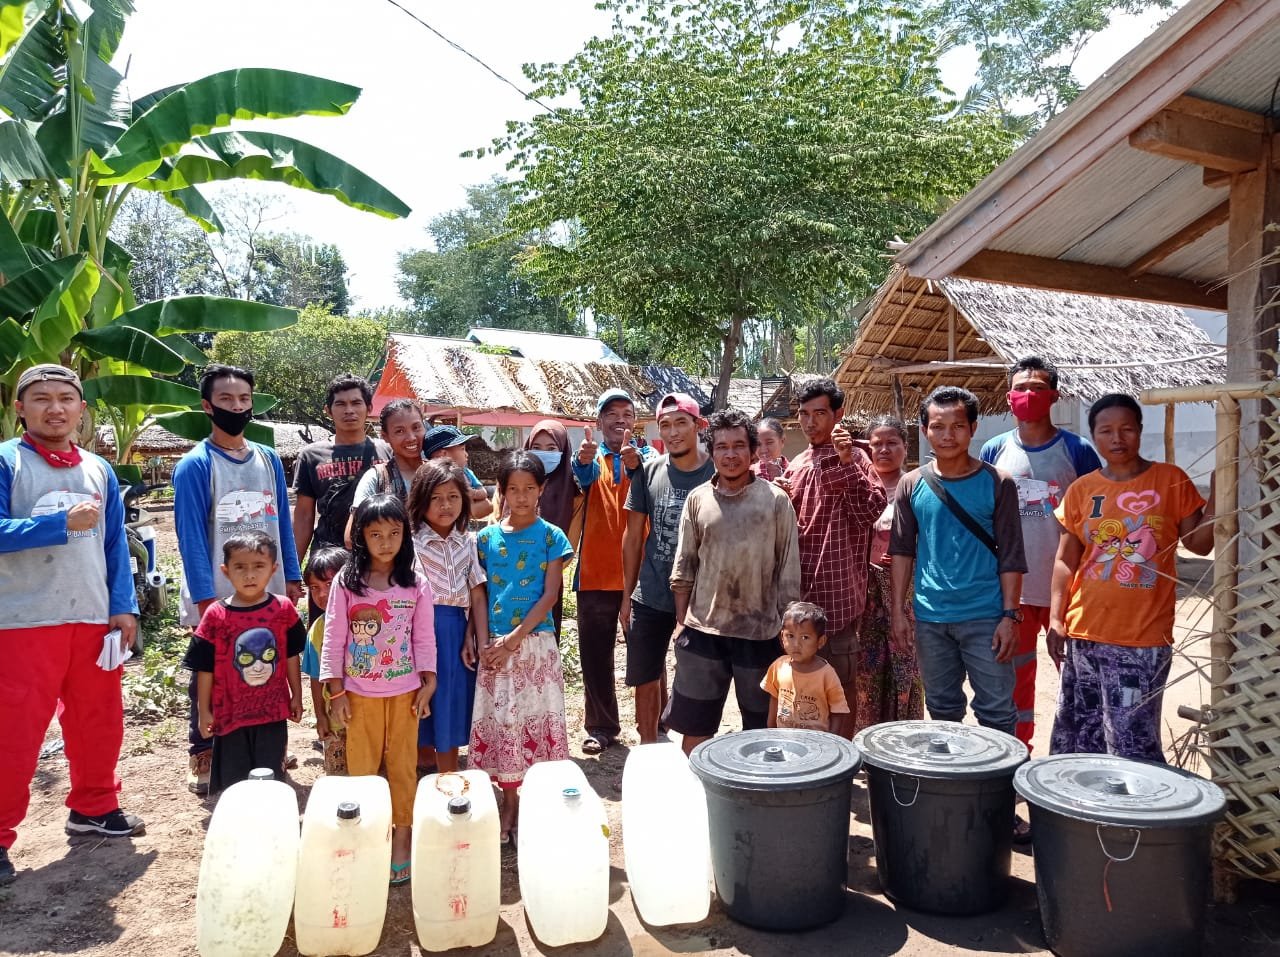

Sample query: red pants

[1014,605,1051,751]
[0,623,124,849]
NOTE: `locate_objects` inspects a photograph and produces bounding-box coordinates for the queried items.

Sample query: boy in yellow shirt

[762,602,850,735]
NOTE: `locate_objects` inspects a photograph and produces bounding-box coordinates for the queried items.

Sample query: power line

[381,0,556,114]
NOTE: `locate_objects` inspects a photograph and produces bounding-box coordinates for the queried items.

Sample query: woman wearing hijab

[524,419,581,638]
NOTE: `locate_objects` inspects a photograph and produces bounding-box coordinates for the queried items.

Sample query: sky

[115,1,1171,312]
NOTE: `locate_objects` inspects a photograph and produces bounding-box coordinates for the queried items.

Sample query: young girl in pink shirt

[320,494,436,886]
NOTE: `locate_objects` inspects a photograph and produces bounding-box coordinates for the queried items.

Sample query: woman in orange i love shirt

[1047,394,1210,762]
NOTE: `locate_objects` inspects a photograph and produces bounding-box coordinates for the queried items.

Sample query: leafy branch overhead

[485,0,1016,407]
[0,0,409,461]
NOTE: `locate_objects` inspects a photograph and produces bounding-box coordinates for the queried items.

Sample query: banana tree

[0,0,410,460]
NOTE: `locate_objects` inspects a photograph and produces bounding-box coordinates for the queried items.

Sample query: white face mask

[529,449,562,475]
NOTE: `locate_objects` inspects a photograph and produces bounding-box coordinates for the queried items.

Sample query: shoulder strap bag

[918,463,999,558]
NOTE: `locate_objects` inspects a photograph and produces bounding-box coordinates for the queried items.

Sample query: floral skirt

[468,630,569,788]
[853,563,924,734]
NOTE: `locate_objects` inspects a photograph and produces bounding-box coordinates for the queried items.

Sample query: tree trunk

[714,310,746,410]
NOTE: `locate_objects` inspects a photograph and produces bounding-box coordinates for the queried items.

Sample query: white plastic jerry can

[411,770,500,951]
[293,775,393,957]
[196,769,300,957]
[518,760,610,946]
[622,742,712,925]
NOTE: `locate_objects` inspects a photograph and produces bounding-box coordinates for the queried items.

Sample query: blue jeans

[914,617,1016,736]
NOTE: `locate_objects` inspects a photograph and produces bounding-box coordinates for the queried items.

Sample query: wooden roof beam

[953,249,1227,310]
[1129,98,1271,172]
[1125,199,1229,275]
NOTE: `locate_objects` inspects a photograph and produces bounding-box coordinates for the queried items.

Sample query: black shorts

[626,601,677,687]
[210,720,288,794]
[663,626,780,738]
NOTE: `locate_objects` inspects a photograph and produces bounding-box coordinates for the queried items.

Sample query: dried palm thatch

[1206,391,1280,881]
[383,334,702,420]
[835,266,1225,416]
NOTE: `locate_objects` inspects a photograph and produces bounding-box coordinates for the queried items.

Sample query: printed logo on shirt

[31,489,101,539]
[215,488,277,534]
[1083,491,1164,589]
[234,627,279,686]
[315,457,369,481]
[1015,477,1062,518]
[651,485,695,564]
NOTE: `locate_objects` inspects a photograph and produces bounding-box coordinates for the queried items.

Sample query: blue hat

[595,388,633,416]
[423,424,470,458]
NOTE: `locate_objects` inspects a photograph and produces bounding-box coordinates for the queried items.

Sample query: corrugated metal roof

[466,327,625,364]
[897,0,1280,293]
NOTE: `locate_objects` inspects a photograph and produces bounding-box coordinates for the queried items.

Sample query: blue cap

[423,424,470,458]
[595,388,633,416]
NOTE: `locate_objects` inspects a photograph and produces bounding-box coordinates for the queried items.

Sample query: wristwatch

[1001,608,1024,624]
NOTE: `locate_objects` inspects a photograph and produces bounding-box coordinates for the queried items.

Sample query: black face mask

[208,404,253,437]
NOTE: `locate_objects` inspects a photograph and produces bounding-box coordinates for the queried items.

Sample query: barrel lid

[689,729,861,792]
[854,721,1027,779]
[336,801,361,820]
[447,797,471,815]
[1014,753,1226,827]
[248,768,274,782]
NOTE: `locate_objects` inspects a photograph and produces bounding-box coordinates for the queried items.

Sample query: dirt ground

[4,510,1280,957]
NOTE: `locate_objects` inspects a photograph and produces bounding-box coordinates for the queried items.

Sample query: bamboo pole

[1165,403,1176,462]
[1142,382,1279,404]
[1212,395,1240,701]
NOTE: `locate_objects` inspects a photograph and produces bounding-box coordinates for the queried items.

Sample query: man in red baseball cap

[621,393,713,742]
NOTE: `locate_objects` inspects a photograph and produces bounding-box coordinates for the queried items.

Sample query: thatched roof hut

[95,422,323,465]
[835,266,1225,417]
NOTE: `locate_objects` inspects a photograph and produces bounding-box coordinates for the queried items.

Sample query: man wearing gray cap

[0,365,143,885]
[570,387,653,753]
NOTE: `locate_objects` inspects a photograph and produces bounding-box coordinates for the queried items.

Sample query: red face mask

[1007,388,1059,422]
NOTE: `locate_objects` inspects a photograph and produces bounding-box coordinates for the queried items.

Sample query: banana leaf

[113,295,296,335]
[36,53,131,172]
[97,68,361,181]
[0,117,55,180]
[0,6,60,124]
[0,205,32,279]
[130,130,411,218]
[73,322,185,373]
[0,254,85,318]
[82,372,201,408]
[82,0,134,65]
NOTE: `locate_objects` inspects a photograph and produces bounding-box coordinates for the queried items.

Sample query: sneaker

[0,846,15,885]
[66,809,145,838]
[187,751,212,795]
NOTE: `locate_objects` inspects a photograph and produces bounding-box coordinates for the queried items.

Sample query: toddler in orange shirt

[762,602,850,735]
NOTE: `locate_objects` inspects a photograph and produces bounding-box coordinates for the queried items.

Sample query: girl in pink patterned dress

[469,452,573,844]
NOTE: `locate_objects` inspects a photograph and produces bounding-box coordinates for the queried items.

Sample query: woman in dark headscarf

[524,419,581,637]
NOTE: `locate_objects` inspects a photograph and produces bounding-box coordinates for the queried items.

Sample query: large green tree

[489,0,1014,406]
[210,304,385,429]
[396,179,582,338]
[928,0,1173,132]
[247,232,349,314]
[0,0,408,462]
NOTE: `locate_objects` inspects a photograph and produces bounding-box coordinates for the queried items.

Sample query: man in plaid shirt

[778,378,886,737]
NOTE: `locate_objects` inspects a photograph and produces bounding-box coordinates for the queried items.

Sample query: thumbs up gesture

[619,428,641,471]
[832,425,855,465]
[578,425,599,465]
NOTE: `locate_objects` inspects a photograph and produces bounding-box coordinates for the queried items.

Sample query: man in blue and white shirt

[980,356,1100,750]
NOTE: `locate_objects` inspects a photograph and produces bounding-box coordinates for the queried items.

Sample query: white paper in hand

[97,629,132,671]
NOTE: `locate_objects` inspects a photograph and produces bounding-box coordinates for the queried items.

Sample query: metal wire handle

[890,774,921,808]
[1096,825,1142,862]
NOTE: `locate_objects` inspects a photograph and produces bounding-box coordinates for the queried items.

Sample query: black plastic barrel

[855,721,1028,915]
[1015,754,1226,957]
[689,729,861,931]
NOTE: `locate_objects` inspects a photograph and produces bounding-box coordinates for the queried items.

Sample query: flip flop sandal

[390,861,411,886]
[582,734,611,755]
